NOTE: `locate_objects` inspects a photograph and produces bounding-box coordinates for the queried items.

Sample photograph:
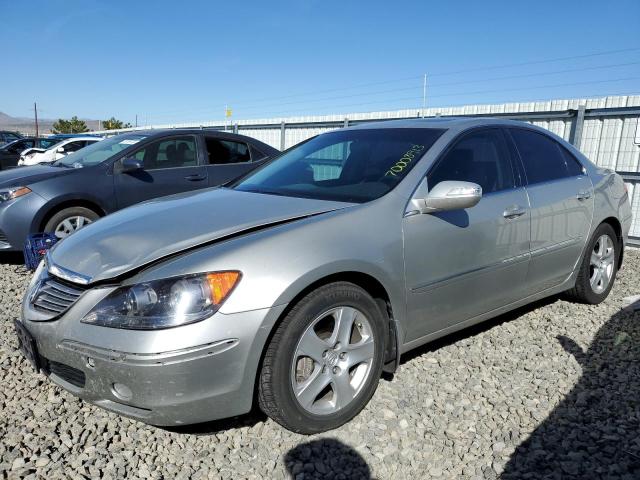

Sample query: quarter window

[428,129,515,194]
[250,144,268,161]
[510,129,583,184]
[131,136,198,170]
[205,138,251,164]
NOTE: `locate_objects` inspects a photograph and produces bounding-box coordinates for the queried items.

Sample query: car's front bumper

[19,279,287,426]
[0,191,47,250]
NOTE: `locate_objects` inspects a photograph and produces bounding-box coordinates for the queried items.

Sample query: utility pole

[422,74,427,118]
[135,114,138,128]
[34,102,39,137]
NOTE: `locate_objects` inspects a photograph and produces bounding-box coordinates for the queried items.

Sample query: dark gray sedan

[0,129,277,250]
[18,118,631,433]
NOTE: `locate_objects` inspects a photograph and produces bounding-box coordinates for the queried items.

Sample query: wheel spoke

[297,329,329,363]
[332,372,356,409]
[590,268,602,289]
[76,216,85,228]
[346,338,375,368]
[600,268,610,290]
[62,219,74,232]
[331,306,357,346]
[295,368,331,409]
[590,251,600,265]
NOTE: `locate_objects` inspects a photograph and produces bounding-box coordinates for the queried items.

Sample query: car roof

[346,116,536,131]
[114,129,278,150]
[59,136,102,141]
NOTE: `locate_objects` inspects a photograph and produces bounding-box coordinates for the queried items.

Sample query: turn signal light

[207,271,241,304]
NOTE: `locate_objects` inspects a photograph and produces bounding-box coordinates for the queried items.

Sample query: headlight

[81,271,241,330]
[0,186,31,202]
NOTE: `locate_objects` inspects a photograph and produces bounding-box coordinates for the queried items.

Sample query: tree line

[51,116,132,134]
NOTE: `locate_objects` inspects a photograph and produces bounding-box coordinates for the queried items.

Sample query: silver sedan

[18,118,632,433]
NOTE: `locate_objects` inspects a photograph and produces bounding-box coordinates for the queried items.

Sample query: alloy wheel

[589,234,615,294]
[290,306,375,415]
[54,216,93,239]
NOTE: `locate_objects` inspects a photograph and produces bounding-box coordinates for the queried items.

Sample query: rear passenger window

[205,138,251,164]
[428,129,515,194]
[510,129,583,184]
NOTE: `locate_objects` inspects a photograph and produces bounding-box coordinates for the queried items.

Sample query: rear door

[508,128,593,292]
[403,128,531,341]
[201,135,264,187]
[115,135,208,208]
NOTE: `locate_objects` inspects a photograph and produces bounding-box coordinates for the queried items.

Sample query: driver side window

[428,129,515,194]
[130,136,197,170]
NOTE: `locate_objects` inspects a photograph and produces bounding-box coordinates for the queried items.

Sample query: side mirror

[56,147,65,153]
[413,180,482,214]
[121,157,143,172]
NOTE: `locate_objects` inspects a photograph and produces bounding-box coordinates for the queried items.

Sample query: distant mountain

[0,111,101,135]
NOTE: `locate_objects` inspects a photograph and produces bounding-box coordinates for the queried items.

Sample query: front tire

[566,223,619,304]
[258,282,386,434]
[44,207,100,240]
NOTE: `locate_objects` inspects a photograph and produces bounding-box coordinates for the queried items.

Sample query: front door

[115,135,208,209]
[508,128,594,292]
[403,128,531,342]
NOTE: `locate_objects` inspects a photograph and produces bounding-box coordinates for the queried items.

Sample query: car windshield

[233,128,445,203]
[0,139,21,151]
[55,134,147,168]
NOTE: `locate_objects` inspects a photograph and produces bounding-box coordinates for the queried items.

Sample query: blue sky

[2,0,640,125]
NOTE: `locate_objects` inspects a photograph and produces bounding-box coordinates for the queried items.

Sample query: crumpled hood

[0,165,70,188]
[49,188,353,283]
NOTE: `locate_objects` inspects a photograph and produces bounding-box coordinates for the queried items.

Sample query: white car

[18,137,102,166]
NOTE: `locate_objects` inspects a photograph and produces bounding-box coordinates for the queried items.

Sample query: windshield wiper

[239,187,293,198]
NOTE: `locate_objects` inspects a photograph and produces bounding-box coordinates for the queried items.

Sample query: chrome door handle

[503,205,527,219]
[576,190,592,200]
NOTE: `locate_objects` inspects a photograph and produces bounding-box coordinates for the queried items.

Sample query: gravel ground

[1,251,639,479]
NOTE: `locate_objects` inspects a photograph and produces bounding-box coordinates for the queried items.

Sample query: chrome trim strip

[529,237,580,258]
[46,251,91,285]
[411,253,530,293]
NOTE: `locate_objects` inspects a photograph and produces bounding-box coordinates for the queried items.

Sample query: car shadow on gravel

[161,408,268,436]
[501,306,640,478]
[0,252,25,266]
[284,438,371,479]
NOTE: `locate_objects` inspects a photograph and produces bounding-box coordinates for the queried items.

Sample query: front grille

[41,357,86,388]
[32,276,86,315]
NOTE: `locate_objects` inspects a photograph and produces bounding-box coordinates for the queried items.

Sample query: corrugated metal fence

[93,95,640,245]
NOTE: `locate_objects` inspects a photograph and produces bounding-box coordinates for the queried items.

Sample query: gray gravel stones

[1,251,639,479]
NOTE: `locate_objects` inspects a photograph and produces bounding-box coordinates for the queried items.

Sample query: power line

[145,46,640,118]
[231,77,640,119]
[428,60,640,88]
[427,46,640,77]
[153,73,640,121]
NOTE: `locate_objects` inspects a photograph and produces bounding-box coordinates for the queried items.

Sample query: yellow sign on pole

[225,107,232,118]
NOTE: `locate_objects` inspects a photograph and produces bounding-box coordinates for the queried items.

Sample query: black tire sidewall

[579,224,618,304]
[266,283,386,433]
[44,207,99,234]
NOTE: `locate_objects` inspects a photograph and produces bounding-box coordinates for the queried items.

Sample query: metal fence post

[280,121,286,150]
[233,123,239,134]
[344,118,349,128]
[569,105,586,147]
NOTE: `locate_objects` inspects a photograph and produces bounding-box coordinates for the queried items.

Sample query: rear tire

[44,207,100,240]
[258,282,386,434]
[566,223,619,304]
